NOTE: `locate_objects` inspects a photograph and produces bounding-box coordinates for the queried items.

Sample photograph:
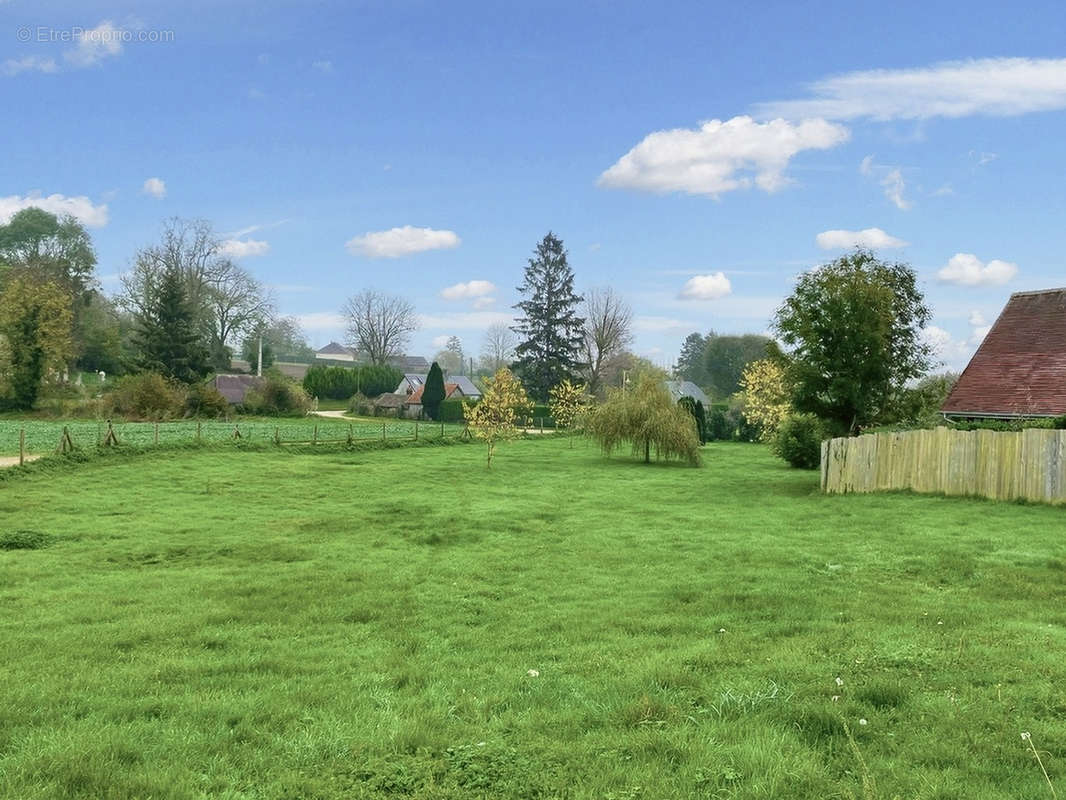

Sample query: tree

[480,322,516,373]
[738,359,792,441]
[512,232,585,401]
[0,277,73,409]
[342,289,418,365]
[773,250,933,434]
[241,335,274,374]
[245,316,314,365]
[677,396,708,444]
[0,207,97,298]
[703,333,773,398]
[582,287,632,398]
[204,259,274,371]
[674,332,708,386]
[549,379,590,447]
[74,291,124,375]
[463,367,531,467]
[585,373,701,465]
[434,336,464,374]
[422,361,446,420]
[131,267,209,383]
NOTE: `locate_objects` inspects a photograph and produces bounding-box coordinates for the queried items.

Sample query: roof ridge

[1010,287,1066,298]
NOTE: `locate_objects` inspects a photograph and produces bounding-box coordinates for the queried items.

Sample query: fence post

[19,428,25,466]
[382,421,386,441]
[313,424,318,445]
[347,424,353,446]
[104,420,118,447]
[415,421,418,441]
[233,424,241,440]
[154,422,159,445]
[197,421,202,442]
[441,421,444,439]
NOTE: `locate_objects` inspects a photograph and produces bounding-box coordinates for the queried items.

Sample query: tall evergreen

[132,267,209,383]
[511,232,585,401]
[422,361,446,420]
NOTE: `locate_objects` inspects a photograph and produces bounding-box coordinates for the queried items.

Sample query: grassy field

[0,415,464,456]
[2,439,1065,798]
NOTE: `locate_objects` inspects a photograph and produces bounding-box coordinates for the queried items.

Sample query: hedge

[303,365,404,400]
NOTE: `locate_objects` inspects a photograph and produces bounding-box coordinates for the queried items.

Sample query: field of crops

[0,415,464,455]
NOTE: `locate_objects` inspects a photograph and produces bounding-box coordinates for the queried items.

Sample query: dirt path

[310,410,350,419]
[0,455,41,468]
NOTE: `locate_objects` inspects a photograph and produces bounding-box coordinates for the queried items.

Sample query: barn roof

[663,380,710,407]
[405,384,460,405]
[316,341,352,356]
[448,376,482,396]
[214,375,263,404]
[941,288,1066,418]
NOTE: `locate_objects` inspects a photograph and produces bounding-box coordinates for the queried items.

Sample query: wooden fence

[821,426,1066,505]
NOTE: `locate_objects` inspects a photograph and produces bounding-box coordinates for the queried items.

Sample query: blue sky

[3,1,1066,369]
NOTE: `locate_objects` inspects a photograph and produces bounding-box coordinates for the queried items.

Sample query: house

[402,382,474,418]
[448,375,482,400]
[396,373,427,395]
[663,380,711,408]
[214,375,263,405]
[315,342,356,362]
[942,288,1066,419]
[389,355,430,371]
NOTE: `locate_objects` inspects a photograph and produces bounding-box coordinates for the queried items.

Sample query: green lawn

[1,439,1064,799]
[0,416,463,456]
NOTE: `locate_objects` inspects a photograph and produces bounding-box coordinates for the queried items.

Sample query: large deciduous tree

[342,289,418,365]
[0,276,73,409]
[204,259,275,370]
[702,333,773,399]
[581,287,632,398]
[512,232,585,401]
[0,207,97,298]
[772,249,933,434]
[480,322,516,373]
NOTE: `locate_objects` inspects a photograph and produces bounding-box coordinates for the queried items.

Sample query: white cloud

[598,115,849,197]
[432,335,451,349]
[968,310,987,327]
[65,21,124,68]
[346,226,461,258]
[440,279,496,300]
[0,192,108,227]
[932,184,954,196]
[755,58,1066,121]
[678,272,732,301]
[881,168,910,210]
[859,155,874,176]
[294,311,346,333]
[971,325,992,343]
[816,227,908,250]
[141,177,166,198]
[2,55,59,77]
[418,311,512,329]
[937,253,1018,287]
[923,325,970,362]
[472,296,496,310]
[218,239,270,259]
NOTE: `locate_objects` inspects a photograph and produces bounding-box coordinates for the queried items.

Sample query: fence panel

[822,426,1066,505]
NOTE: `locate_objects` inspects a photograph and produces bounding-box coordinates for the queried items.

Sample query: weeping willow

[585,374,701,466]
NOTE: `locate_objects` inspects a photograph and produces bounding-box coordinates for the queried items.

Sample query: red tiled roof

[405,383,459,404]
[942,288,1066,417]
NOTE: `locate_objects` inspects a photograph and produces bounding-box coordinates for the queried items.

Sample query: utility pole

[257,331,263,377]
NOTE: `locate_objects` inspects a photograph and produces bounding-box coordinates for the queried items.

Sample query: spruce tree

[422,361,446,420]
[133,267,209,383]
[511,232,585,401]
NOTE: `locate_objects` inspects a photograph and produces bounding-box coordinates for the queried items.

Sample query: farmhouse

[942,287,1066,419]
[396,374,482,400]
[403,382,476,418]
[314,341,356,362]
[214,375,263,405]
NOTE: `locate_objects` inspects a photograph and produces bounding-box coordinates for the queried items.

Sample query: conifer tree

[512,232,585,402]
[132,267,209,383]
[422,361,446,420]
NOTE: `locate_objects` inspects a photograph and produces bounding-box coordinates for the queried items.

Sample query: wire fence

[2,418,468,462]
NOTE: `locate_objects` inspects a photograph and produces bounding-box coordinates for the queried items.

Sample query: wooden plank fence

[821,426,1066,505]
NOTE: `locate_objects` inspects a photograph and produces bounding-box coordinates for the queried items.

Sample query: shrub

[1054,416,1066,430]
[242,372,311,416]
[739,359,792,441]
[771,413,826,470]
[104,372,184,420]
[706,407,731,441]
[302,365,404,400]
[439,398,469,423]
[348,392,374,416]
[727,394,761,442]
[677,396,707,444]
[183,381,229,418]
[527,404,555,428]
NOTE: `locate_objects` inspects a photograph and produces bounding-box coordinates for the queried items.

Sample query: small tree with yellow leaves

[549,379,589,448]
[739,358,791,441]
[463,367,532,468]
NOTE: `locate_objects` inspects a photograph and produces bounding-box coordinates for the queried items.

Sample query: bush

[242,372,311,416]
[706,407,731,441]
[439,398,469,423]
[527,404,555,428]
[727,394,761,442]
[949,418,1055,432]
[104,372,184,420]
[183,381,229,418]
[771,413,826,470]
[302,365,404,400]
[348,392,374,416]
